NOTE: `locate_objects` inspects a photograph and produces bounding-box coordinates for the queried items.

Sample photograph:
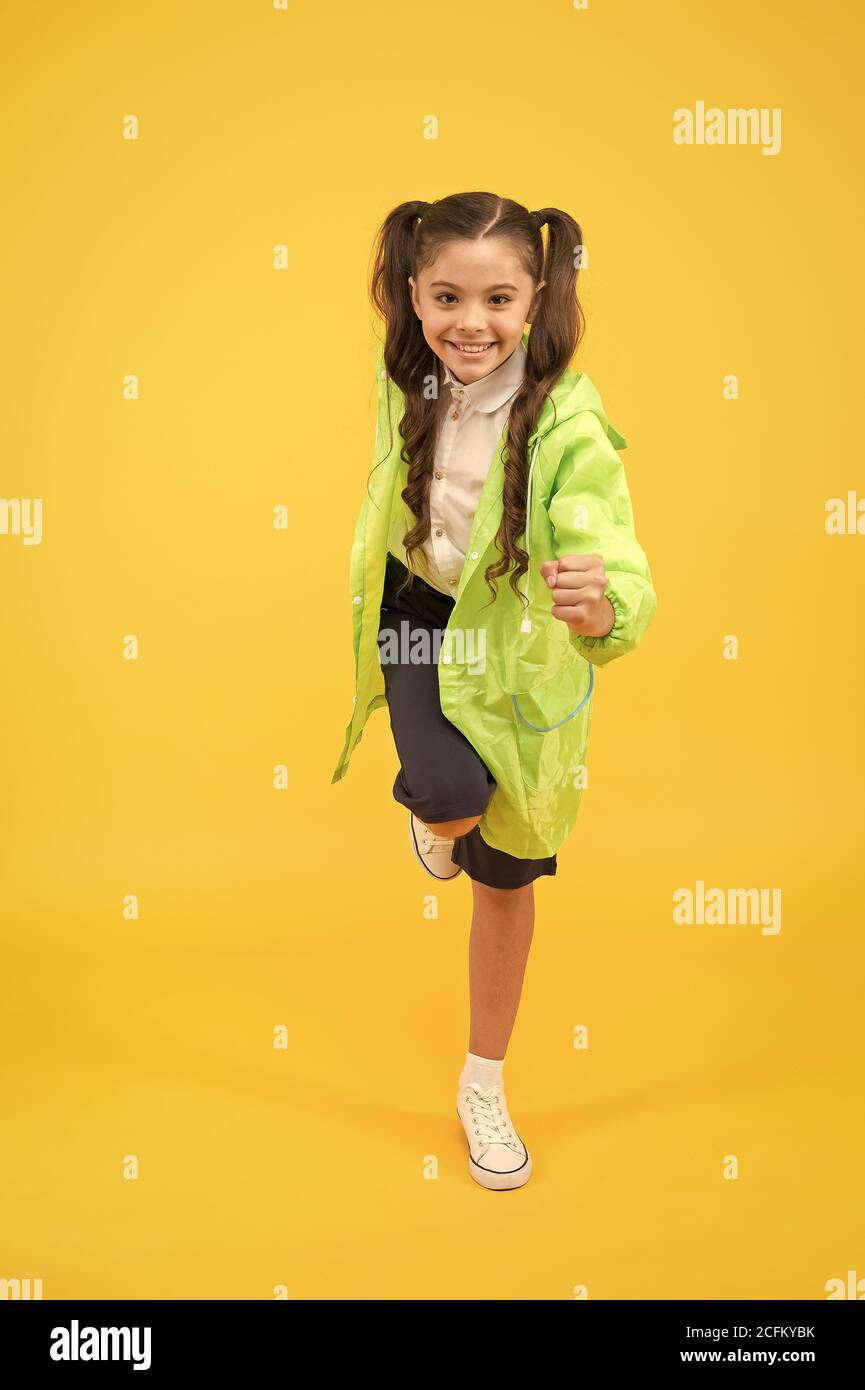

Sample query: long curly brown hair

[368,190,585,608]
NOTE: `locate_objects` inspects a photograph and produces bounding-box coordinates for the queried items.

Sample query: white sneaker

[456,1081,532,1190]
[408,811,462,880]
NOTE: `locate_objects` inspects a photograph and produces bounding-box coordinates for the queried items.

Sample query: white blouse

[388,339,527,596]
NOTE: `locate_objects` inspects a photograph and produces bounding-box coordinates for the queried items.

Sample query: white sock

[459,1050,504,1091]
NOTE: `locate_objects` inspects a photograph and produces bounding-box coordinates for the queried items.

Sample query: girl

[332,192,657,1191]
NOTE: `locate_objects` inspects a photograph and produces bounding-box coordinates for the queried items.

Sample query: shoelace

[417,823,455,854]
[461,1083,523,1153]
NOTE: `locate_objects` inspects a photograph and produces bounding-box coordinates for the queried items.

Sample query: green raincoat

[331,327,657,860]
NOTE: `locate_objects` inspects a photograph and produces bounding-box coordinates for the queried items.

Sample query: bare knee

[422,814,481,838]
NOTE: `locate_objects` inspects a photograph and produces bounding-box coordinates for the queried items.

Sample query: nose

[455,311,487,334]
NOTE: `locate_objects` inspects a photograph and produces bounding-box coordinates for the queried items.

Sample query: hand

[538,555,615,637]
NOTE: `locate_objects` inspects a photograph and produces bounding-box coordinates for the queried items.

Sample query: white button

[470,550,478,560]
[353,595,362,605]
[450,410,459,421]
[448,577,458,586]
[434,471,444,480]
[435,528,444,537]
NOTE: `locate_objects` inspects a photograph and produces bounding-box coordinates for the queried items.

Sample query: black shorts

[377,551,557,890]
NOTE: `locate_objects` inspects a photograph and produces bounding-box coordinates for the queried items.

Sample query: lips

[448,341,497,356]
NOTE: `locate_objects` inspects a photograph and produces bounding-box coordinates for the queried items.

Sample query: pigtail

[486,206,585,609]
[518,208,584,398]
[369,200,442,598]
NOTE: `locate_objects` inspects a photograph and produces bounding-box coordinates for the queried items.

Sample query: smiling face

[408,237,545,384]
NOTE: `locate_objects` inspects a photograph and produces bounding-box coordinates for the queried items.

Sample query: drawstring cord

[519,436,542,634]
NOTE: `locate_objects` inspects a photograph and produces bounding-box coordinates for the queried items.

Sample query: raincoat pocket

[510,653,594,796]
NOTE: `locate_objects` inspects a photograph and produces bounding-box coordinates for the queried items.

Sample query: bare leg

[467,880,535,1060]
[421,815,481,839]
[416,814,535,1059]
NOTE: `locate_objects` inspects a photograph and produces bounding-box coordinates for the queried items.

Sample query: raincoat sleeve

[545,414,657,666]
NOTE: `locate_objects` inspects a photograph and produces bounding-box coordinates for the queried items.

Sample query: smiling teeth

[452,343,494,353]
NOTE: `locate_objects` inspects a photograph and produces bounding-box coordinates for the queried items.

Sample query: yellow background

[1,0,862,1300]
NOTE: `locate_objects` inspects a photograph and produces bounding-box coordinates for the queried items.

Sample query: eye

[434,293,512,306]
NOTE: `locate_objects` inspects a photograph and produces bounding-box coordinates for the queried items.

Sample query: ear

[408,274,421,320]
[527,279,546,325]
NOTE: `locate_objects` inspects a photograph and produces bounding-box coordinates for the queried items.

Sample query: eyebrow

[429,281,520,292]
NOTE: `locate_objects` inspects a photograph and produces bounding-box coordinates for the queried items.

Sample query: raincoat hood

[522,345,628,450]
